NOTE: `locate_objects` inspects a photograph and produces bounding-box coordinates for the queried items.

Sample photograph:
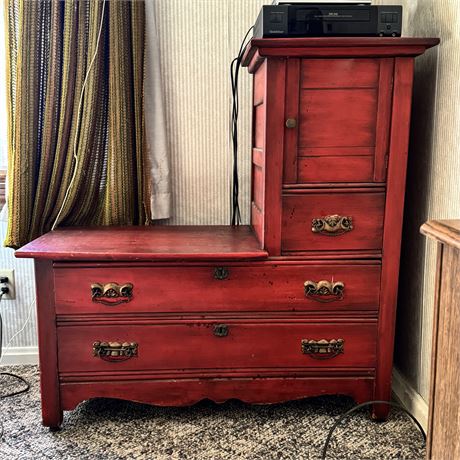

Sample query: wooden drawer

[282,190,385,253]
[57,319,378,373]
[54,262,381,314]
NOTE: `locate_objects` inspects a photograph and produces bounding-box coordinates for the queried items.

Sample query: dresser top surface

[421,220,460,250]
[242,37,440,68]
[247,37,439,48]
[15,226,269,262]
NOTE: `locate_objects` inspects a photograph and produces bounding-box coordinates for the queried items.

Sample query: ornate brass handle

[91,282,133,306]
[214,267,229,280]
[213,324,229,337]
[93,341,138,362]
[304,280,344,303]
[311,215,353,236]
[301,339,344,359]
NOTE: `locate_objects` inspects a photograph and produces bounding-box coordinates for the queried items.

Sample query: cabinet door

[283,58,394,184]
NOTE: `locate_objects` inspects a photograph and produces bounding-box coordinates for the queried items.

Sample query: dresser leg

[49,425,62,432]
[42,405,63,430]
[371,402,390,421]
[35,260,63,430]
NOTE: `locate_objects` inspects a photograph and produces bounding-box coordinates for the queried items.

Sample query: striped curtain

[4,0,147,249]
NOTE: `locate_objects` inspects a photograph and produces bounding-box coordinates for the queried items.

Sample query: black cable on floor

[0,292,31,440]
[0,372,30,399]
[321,400,426,459]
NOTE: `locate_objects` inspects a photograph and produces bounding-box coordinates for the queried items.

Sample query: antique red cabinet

[16,38,438,429]
[243,37,439,419]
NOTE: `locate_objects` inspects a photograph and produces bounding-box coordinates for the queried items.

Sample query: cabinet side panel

[374,57,415,416]
[264,58,286,255]
[251,61,266,247]
[374,58,394,181]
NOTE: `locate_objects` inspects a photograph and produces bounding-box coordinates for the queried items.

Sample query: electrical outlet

[0,269,15,300]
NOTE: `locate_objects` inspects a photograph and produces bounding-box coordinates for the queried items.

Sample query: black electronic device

[254,3,402,38]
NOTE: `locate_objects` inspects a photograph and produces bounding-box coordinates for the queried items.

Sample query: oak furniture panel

[421,220,460,460]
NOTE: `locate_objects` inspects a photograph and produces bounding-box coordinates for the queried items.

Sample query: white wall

[0,221,37,363]
[153,0,267,225]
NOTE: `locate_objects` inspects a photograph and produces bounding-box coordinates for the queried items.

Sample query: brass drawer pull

[213,324,229,337]
[304,280,344,303]
[214,267,229,280]
[311,215,353,236]
[301,339,344,360]
[91,282,133,306]
[285,118,297,129]
[93,341,138,362]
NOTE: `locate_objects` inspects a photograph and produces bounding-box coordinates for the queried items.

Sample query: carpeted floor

[0,365,425,460]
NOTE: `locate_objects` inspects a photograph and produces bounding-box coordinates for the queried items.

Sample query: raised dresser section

[16,38,438,429]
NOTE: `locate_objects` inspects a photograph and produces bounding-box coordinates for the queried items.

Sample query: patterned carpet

[0,366,425,460]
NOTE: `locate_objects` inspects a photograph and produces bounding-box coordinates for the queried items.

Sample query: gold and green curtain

[4,0,150,248]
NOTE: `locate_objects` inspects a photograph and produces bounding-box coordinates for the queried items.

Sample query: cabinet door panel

[298,156,374,183]
[283,58,393,184]
[300,58,380,89]
[299,88,377,148]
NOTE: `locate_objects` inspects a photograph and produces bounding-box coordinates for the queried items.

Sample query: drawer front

[57,320,378,373]
[282,191,385,252]
[54,262,381,314]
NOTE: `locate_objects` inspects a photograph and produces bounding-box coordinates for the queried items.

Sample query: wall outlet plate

[0,269,15,300]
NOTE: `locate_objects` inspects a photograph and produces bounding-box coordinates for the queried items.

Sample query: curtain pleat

[4,0,147,249]
[6,0,42,248]
[103,0,136,225]
[131,1,146,223]
[62,0,108,226]
[144,1,171,220]
[30,1,63,238]
[41,0,80,230]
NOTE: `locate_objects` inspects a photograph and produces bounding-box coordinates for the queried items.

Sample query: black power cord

[321,400,426,459]
[230,26,254,226]
[0,290,31,441]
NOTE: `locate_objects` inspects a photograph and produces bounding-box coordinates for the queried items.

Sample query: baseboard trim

[0,346,39,365]
[392,367,429,432]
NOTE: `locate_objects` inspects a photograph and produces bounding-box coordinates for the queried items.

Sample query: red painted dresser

[16,38,438,429]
